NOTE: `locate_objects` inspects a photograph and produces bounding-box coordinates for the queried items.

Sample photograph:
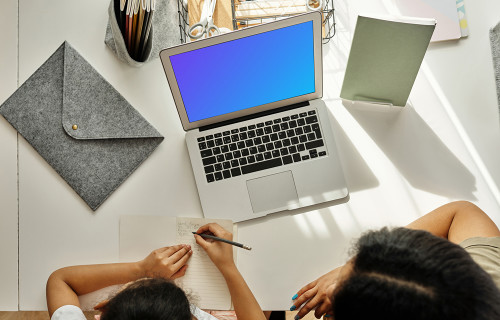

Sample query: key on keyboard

[199,109,328,183]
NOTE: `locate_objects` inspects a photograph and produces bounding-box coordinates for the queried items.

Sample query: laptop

[159,11,348,222]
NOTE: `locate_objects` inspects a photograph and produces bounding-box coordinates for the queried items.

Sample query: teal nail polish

[324,315,333,318]
[294,316,300,320]
[290,305,296,311]
[292,294,298,300]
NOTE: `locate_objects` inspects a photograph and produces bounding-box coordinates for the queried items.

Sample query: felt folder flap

[0,41,164,210]
[62,43,161,139]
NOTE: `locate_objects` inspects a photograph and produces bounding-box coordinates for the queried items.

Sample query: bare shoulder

[448,201,500,244]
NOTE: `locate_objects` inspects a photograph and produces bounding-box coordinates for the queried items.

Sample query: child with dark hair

[291,201,500,320]
[47,223,267,320]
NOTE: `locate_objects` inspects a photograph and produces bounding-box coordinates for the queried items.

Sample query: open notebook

[119,216,236,310]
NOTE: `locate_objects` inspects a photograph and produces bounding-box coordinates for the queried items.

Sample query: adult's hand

[291,266,343,319]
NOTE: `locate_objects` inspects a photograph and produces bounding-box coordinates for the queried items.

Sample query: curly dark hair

[100,278,191,320]
[333,228,500,320]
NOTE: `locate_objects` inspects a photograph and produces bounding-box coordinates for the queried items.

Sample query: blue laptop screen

[169,20,316,123]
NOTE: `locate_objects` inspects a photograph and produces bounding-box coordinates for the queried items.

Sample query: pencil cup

[104,0,183,67]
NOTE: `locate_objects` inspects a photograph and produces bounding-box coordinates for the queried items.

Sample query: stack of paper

[393,0,468,42]
[456,0,469,37]
[234,0,308,19]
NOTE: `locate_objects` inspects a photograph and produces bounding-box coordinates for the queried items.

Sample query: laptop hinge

[199,101,310,132]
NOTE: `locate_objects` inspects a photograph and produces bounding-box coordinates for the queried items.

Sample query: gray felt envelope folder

[0,41,164,210]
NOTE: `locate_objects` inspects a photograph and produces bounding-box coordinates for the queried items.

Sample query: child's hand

[194,223,236,273]
[138,244,193,279]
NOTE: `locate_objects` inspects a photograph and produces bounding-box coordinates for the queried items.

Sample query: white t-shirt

[51,304,219,320]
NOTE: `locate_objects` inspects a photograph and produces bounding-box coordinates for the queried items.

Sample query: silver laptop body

[160,12,348,222]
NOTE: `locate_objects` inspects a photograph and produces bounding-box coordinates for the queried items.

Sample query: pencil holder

[104,0,184,67]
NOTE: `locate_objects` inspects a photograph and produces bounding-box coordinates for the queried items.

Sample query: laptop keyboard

[197,110,327,183]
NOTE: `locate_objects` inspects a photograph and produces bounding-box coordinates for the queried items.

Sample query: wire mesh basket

[231,0,336,43]
[176,0,336,44]
[177,0,190,43]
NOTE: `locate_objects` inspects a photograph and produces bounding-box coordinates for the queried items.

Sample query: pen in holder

[105,0,184,67]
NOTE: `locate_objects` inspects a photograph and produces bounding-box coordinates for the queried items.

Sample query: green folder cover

[340,15,436,107]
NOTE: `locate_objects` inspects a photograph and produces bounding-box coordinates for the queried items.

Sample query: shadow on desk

[237,199,364,311]
[343,101,477,200]
[327,110,380,193]
[241,193,352,232]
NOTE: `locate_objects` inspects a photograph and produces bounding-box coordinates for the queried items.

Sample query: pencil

[192,232,252,250]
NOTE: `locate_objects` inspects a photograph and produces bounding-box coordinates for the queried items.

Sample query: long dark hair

[333,228,500,320]
[100,278,191,320]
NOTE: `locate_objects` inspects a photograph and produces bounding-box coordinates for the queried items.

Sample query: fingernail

[290,305,296,311]
[292,293,298,300]
[294,316,300,320]
[324,315,333,318]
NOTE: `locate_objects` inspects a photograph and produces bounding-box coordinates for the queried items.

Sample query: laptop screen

[169,20,316,123]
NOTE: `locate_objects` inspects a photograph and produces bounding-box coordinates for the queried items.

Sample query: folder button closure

[72,125,78,130]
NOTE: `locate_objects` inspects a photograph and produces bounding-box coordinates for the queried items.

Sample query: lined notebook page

[175,217,234,310]
[119,216,235,310]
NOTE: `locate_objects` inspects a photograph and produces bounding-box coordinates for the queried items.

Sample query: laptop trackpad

[246,171,299,214]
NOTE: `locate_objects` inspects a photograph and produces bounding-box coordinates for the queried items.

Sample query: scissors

[189,0,220,40]
[306,0,324,11]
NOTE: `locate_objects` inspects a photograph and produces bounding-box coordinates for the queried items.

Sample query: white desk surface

[1,0,500,311]
[0,0,19,311]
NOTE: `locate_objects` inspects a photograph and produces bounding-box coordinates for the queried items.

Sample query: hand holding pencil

[195,223,266,320]
[192,232,252,250]
[194,223,242,272]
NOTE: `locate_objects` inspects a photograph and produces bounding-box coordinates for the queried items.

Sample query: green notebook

[340,15,436,107]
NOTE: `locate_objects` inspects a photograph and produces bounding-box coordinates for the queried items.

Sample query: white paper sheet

[119,216,234,310]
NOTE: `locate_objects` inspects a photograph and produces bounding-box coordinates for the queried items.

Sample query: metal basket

[177,0,190,43]
[231,0,336,43]
[177,0,336,44]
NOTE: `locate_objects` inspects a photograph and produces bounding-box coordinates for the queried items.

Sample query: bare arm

[407,201,500,244]
[195,223,266,320]
[292,201,500,319]
[46,245,192,317]
[218,266,266,320]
